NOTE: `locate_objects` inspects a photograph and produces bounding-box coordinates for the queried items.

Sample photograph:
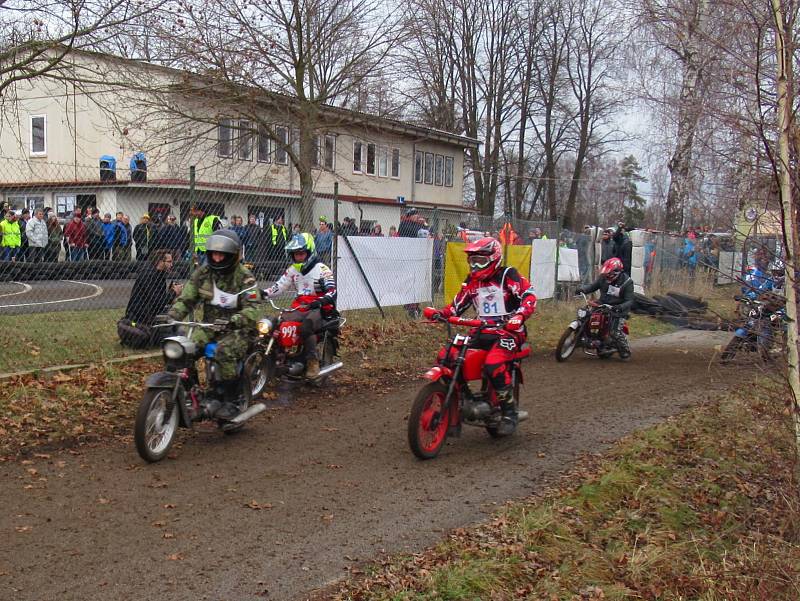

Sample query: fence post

[333,182,339,278]
[189,165,196,265]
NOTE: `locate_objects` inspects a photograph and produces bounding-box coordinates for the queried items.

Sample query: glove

[505,314,524,331]
[422,306,442,321]
[308,300,322,310]
[611,307,624,316]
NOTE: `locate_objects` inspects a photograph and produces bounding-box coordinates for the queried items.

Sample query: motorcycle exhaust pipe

[316,361,343,378]
[229,402,267,424]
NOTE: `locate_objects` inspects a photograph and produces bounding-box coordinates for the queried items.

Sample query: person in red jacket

[63,211,88,261]
[425,237,537,434]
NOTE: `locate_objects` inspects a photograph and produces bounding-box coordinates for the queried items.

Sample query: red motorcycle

[408,313,530,460]
[555,293,629,361]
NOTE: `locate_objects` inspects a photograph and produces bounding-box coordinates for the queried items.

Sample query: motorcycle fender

[145,372,191,429]
[569,320,581,330]
[734,327,748,338]
[424,366,453,381]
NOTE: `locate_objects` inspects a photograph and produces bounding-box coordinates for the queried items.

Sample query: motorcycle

[407,313,530,460]
[242,298,344,389]
[555,293,629,362]
[134,319,267,463]
[721,295,787,363]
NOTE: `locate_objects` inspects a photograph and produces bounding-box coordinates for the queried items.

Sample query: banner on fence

[557,248,580,282]
[443,242,531,302]
[336,236,432,311]
[531,239,557,299]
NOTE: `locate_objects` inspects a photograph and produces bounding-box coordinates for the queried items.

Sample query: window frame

[391,148,400,179]
[218,118,234,158]
[238,119,253,161]
[424,152,434,185]
[30,115,47,156]
[353,140,364,174]
[444,156,454,187]
[257,124,271,163]
[434,154,444,186]
[414,150,423,183]
[274,125,289,165]
[323,134,336,170]
[366,142,377,175]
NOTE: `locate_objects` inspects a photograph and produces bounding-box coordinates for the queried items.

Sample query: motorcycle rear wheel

[555,327,579,362]
[135,388,179,463]
[408,381,450,459]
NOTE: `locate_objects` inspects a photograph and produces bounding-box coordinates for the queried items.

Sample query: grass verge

[327,380,800,601]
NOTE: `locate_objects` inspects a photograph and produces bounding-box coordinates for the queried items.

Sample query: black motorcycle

[555,293,629,362]
[721,295,787,364]
[134,319,266,463]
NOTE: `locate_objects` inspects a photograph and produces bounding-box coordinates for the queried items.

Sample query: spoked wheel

[135,388,180,463]
[555,327,579,362]
[486,375,520,439]
[408,381,450,459]
[243,350,274,399]
[720,336,742,364]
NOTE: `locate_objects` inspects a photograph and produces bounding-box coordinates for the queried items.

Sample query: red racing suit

[439,266,537,391]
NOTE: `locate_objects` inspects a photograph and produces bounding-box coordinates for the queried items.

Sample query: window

[30,115,46,156]
[424,152,434,185]
[391,148,400,179]
[275,125,288,165]
[444,156,454,187]
[311,135,321,167]
[218,119,233,158]
[258,124,271,163]
[323,134,336,170]
[378,146,388,177]
[366,143,376,175]
[434,154,444,186]
[238,120,253,161]
[414,150,423,183]
[8,195,45,211]
[353,140,364,173]
[55,194,76,217]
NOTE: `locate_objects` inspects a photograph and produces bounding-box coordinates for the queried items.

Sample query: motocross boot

[215,380,242,421]
[306,357,321,379]
[495,387,517,436]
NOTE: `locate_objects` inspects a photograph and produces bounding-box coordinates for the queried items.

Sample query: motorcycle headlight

[163,340,185,360]
[577,308,587,318]
[257,318,273,335]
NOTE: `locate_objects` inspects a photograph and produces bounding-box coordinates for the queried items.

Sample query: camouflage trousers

[192,329,250,380]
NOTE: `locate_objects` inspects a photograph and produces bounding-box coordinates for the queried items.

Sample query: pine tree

[620,155,647,228]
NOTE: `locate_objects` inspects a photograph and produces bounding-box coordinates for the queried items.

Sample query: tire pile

[632,291,724,330]
[0,259,192,282]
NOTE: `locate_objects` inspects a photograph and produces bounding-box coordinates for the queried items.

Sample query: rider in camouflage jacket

[168,230,260,419]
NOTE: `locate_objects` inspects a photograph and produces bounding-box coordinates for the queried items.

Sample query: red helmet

[600,257,623,282]
[465,237,502,280]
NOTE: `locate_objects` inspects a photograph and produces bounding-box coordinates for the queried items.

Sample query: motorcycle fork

[440,343,468,423]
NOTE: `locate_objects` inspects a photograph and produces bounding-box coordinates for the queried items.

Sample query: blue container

[99,155,117,181]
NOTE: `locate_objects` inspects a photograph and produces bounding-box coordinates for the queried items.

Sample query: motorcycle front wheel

[555,327,579,362]
[243,350,275,399]
[408,381,450,459]
[135,388,180,463]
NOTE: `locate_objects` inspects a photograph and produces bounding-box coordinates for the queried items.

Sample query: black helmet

[206,229,241,273]
[284,233,318,274]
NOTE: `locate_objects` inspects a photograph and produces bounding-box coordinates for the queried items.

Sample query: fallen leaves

[245,500,273,510]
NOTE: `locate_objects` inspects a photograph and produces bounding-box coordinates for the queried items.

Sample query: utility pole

[771,0,800,470]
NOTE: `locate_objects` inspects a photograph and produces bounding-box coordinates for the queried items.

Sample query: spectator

[498,222,521,245]
[267,215,289,275]
[18,208,30,261]
[339,216,358,236]
[600,228,616,263]
[46,214,63,262]
[101,213,120,260]
[576,225,592,284]
[191,205,222,261]
[0,211,22,261]
[133,213,154,261]
[25,208,48,263]
[371,223,384,236]
[119,250,182,348]
[242,214,267,269]
[230,215,247,249]
[292,223,302,236]
[86,209,105,259]
[64,211,88,261]
[315,218,334,265]
[152,214,187,260]
[681,234,697,276]
[389,225,398,237]
[119,214,133,261]
[397,209,423,238]
[612,224,632,275]
[433,231,445,293]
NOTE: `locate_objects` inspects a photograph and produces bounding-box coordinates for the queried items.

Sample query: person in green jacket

[0,211,22,261]
[168,230,259,420]
[191,205,221,263]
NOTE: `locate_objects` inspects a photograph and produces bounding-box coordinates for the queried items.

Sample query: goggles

[468,255,491,269]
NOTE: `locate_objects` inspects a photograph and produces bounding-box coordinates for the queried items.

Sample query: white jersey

[265,260,336,301]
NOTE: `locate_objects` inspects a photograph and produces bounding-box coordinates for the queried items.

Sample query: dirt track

[0,330,737,601]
